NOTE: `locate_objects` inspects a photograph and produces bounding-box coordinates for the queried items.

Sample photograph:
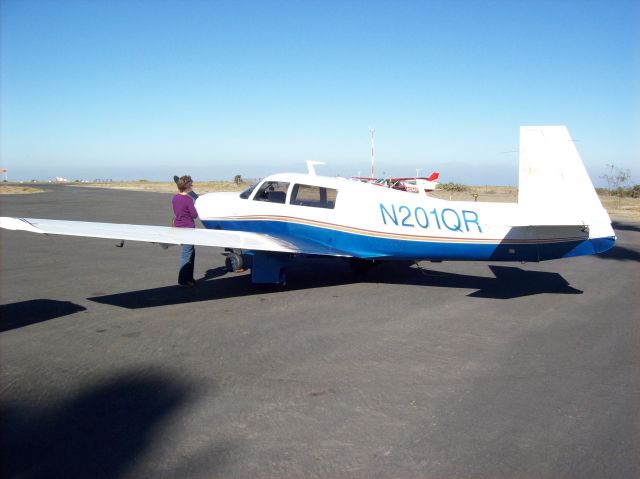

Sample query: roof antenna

[306,161,325,176]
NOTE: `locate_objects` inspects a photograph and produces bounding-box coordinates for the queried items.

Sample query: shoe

[178,281,195,288]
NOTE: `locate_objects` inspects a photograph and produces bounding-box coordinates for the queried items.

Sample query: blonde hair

[177,175,193,192]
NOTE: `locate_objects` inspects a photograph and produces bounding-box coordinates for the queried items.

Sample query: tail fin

[518,126,611,227]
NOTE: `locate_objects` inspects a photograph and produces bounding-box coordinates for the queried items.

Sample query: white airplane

[353,171,440,193]
[0,126,615,285]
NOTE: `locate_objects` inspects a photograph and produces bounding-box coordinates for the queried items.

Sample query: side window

[290,184,338,209]
[253,181,289,204]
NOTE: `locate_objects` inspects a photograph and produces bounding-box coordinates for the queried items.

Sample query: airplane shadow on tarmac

[88,260,582,309]
[597,221,640,262]
[0,299,87,333]
[0,370,235,479]
[611,221,640,233]
[596,245,640,262]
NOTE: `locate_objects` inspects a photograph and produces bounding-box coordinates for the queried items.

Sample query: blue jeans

[178,244,195,284]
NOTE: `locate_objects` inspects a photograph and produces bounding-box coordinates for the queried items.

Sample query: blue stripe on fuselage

[202,219,615,261]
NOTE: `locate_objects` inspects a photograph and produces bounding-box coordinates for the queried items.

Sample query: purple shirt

[172,194,198,228]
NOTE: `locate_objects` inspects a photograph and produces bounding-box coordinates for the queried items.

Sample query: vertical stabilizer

[518,126,609,226]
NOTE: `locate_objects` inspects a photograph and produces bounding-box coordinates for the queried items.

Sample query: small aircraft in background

[0,126,615,285]
[352,171,440,193]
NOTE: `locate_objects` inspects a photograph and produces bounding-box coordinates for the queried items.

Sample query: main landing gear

[224,250,288,287]
[225,251,245,272]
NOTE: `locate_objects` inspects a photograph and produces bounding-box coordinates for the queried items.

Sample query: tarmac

[1,184,638,478]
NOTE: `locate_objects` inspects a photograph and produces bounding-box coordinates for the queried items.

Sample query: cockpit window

[290,184,337,209]
[239,182,258,199]
[253,181,290,204]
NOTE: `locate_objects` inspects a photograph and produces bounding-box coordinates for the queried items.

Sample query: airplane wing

[0,217,309,254]
[386,173,439,182]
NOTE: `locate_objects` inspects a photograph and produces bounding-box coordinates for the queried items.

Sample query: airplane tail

[518,126,612,226]
[516,126,615,254]
[426,171,439,182]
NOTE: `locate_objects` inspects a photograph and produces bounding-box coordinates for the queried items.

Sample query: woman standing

[172,175,198,287]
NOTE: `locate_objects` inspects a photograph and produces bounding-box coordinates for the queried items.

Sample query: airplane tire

[225,253,243,272]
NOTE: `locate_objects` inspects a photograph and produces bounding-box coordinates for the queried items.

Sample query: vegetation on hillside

[599,164,638,197]
[439,182,468,192]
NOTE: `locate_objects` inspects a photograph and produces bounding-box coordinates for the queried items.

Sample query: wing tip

[0,217,43,233]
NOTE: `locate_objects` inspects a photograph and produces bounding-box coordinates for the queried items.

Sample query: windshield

[239,182,258,199]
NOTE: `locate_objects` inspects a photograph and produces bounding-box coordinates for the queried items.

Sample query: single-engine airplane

[0,126,616,285]
[352,171,440,193]
[353,171,440,193]
[386,171,440,193]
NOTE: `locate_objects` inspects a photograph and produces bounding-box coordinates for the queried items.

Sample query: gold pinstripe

[204,215,586,245]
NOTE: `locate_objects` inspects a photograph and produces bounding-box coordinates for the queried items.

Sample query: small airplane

[353,171,440,193]
[0,126,616,285]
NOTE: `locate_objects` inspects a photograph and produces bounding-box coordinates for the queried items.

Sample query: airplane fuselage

[196,173,615,263]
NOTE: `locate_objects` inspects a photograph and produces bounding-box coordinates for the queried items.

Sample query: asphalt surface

[1,185,638,479]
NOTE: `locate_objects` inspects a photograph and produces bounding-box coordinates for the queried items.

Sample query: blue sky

[1,0,638,185]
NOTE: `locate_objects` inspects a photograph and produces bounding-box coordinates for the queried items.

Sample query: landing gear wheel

[225,253,243,272]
